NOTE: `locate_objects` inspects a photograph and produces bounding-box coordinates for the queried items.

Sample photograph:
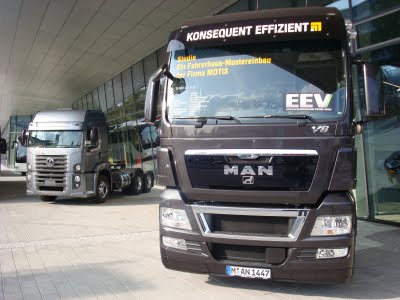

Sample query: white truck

[23,109,157,203]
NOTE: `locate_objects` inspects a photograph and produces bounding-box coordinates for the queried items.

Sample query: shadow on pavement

[206,222,400,299]
[0,179,162,206]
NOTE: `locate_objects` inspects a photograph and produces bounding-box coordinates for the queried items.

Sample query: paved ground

[0,176,399,300]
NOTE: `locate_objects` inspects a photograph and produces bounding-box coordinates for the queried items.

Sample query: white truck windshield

[29,131,83,148]
[167,40,345,123]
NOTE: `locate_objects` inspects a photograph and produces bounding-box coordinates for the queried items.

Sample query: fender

[93,162,112,190]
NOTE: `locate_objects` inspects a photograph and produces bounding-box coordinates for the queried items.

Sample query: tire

[91,174,110,203]
[40,195,57,202]
[142,172,153,193]
[122,171,143,195]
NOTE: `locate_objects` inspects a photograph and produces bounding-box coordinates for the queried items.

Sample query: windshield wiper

[239,114,316,123]
[172,116,241,128]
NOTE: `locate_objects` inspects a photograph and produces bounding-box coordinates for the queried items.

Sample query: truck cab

[144,7,381,283]
[25,109,155,203]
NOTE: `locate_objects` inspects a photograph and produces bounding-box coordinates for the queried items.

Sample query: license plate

[226,265,271,279]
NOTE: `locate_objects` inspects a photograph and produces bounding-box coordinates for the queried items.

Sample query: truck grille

[212,214,292,237]
[193,205,308,242]
[35,155,67,192]
[210,244,287,264]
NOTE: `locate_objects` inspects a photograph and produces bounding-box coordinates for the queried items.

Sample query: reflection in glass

[168,41,345,124]
[29,131,83,148]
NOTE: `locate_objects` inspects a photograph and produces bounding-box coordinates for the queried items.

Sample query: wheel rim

[146,175,152,189]
[98,180,108,198]
[136,176,143,191]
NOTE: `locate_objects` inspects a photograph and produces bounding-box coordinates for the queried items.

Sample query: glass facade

[69,0,399,225]
[7,115,33,172]
[72,59,160,175]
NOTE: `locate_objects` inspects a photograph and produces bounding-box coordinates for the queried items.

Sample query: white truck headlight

[74,164,81,171]
[27,163,31,170]
[74,175,81,182]
[160,208,192,230]
[311,215,352,236]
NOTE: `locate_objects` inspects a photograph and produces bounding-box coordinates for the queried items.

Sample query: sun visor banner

[168,16,346,50]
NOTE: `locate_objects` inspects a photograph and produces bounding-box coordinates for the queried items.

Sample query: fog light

[316,248,349,259]
[160,208,191,230]
[311,216,352,236]
[74,175,81,182]
[162,236,187,250]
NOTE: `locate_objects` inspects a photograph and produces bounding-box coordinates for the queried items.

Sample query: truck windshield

[167,40,345,124]
[29,131,83,148]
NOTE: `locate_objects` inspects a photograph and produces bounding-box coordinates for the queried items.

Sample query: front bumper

[159,189,356,283]
[26,172,96,198]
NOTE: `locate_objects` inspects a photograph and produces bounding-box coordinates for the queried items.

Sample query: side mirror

[86,128,98,148]
[0,138,7,154]
[21,129,29,147]
[363,63,384,118]
[144,65,165,123]
[12,141,18,150]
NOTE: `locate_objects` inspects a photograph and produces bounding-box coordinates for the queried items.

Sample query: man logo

[242,176,254,185]
[310,22,322,32]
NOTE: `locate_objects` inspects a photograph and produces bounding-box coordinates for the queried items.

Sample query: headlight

[27,163,31,170]
[162,236,187,250]
[160,208,192,230]
[27,174,31,181]
[316,248,349,259]
[311,215,352,236]
[74,175,81,182]
[74,164,81,171]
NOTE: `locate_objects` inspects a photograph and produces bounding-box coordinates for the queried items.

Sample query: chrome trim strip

[185,149,318,156]
[192,205,308,242]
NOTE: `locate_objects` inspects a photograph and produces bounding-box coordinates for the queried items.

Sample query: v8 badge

[311,125,329,133]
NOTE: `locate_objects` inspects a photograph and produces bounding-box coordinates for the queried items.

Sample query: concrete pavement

[0,178,399,299]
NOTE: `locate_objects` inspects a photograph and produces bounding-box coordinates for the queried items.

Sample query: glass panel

[219,0,249,14]
[359,44,400,224]
[122,68,133,99]
[356,10,400,50]
[134,86,146,102]
[76,98,82,110]
[87,92,93,109]
[143,52,158,83]
[168,41,345,123]
[98,84,107,112]
[157,45,169,67]
[113,74,123,103]
[105,80,115,109]
[124,99,136,116]
[220,0,350,19]
[352,0,400,21]
[81,96,87,110]
[138,123,159,173]
[132,62,145,92]
[92,89,100,110]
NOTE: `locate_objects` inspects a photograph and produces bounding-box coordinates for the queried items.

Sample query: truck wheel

[142,172,153,193]
[40,196,57,202]
[123,172,143,195]
[92,175,109,203]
